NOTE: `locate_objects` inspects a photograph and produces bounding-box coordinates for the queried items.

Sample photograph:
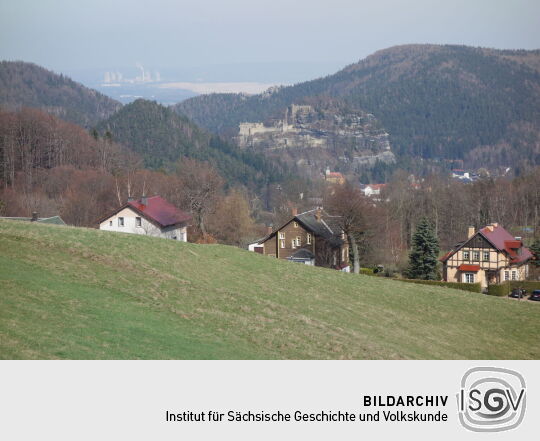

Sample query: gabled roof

[259,208,344,247]
[440,224,532,265]
[127,196,191,228]
[367,184,387,190]
[479,224,533,264]
[98,196,191,228]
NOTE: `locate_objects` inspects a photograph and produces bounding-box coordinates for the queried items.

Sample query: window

[307,233,312,244]
[342,248,346,262]
[280,240,285,249]
[135,217,142,227]
[463,251,469,260]
[464,273,475,283]
[295,236,301,247]
[291,239,296,249]
[483,251,490,261]
[118,217,124,227]
[293,222,298,228]
[279,232,285,240]
[512,271,517,280]
[472,251,480,261]
[504,271,509,281]
[109,220,112,226]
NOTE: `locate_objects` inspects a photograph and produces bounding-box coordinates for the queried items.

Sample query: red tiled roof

[458,264,480,272]
[479,224,533,264]
[504,240,521,249]
[128,196,191,228]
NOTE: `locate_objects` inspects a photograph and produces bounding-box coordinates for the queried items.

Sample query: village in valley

[1,37,540,361]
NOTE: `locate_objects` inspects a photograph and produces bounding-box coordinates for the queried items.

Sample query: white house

[361,184,387,197]
[98,195,191,241]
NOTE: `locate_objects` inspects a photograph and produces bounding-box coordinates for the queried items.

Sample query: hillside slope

[1,219,538,360]
[96,99,284,187]
[0,61,121,127]
[176,45,540,166]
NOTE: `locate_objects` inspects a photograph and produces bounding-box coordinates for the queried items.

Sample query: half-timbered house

[440,223,532,289]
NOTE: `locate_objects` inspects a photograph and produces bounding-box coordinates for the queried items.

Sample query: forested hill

[176,45,540,167]
[0,61,121,127]
[97,99,285,187]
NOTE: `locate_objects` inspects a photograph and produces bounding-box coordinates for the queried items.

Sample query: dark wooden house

[257,208,349,271]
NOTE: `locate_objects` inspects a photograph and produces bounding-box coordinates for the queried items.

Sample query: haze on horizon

[1,0,539,86]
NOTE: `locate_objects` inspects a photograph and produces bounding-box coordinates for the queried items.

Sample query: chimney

[315,207,322,222]
[141,195,147,206]
[467,226,475,238]
[31,211,38,222]
[266,225,273,235]
[291,206,298,216]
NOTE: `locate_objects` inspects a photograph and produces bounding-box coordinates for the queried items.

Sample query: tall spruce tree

[407,217,440,280]
[530,239,540,267]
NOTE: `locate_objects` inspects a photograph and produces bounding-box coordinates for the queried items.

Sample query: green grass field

[0,219,538,359]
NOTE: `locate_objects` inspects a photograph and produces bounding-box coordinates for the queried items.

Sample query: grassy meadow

[0,219,538,359]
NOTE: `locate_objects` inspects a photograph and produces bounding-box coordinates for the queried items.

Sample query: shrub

[397,278,482,293]
[508,281,540,292]
[487,283,511,297]
[360,267,376,276]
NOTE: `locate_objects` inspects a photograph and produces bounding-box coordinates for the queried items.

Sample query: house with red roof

[440,223,533,289]
[361,183,387,198]
[98,195,191,241]
[324,168,345,185]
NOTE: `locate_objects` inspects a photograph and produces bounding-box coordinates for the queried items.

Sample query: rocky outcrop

[236,102,395,178]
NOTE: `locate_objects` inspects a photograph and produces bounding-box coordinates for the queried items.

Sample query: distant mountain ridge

[176,45,540,168]
[0,61,121,127]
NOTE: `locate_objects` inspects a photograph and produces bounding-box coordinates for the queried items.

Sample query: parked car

[509,288,526,299]
[528,290,540,302]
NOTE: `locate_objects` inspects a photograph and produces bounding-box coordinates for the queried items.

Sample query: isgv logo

[457,367,526,432]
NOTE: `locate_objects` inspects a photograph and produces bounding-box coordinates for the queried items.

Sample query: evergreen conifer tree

[407,217,440,280]
[530,238,540,267]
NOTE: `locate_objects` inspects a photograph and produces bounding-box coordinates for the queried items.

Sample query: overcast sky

[1,0,539,80]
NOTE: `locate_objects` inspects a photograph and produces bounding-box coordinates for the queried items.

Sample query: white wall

[99,207,187,241]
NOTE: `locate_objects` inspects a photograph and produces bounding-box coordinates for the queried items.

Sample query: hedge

[487,284,510,297]
[396,278,482,293]
[508,281,540,292]
[488,281,540,297]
